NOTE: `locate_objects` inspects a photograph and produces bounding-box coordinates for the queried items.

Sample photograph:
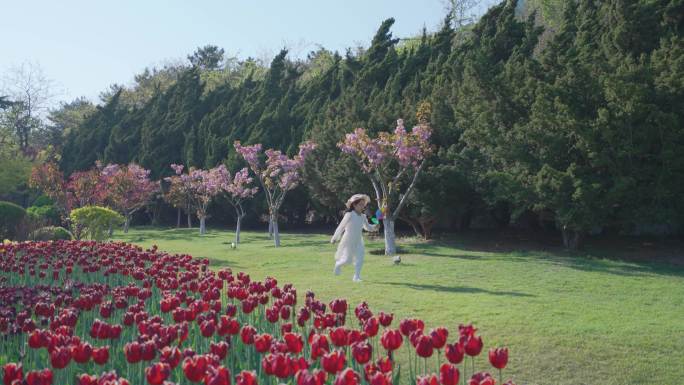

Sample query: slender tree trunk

[268,215,274,239]
[199,216,206,235]
[400,215,422,237]
[562,227,583,250]
[271,211,280,247]
[383,217,397,255]
[123,215,131,233]
[176,208,181,228]
[187,212,192,228]
[235,215,242,245]
[108,224,113,238]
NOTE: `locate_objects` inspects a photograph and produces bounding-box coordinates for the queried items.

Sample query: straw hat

[345,194,371,209]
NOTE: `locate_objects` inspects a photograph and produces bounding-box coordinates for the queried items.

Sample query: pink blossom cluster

[222,168,259,200]
[339,119,432,172]
[234,141,317,193]
[104,163,159,216]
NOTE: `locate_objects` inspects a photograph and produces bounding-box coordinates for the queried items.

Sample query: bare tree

[442,0,482,28]
[1,62,56,153]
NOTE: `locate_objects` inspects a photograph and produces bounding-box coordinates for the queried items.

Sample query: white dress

[331,211,378,279]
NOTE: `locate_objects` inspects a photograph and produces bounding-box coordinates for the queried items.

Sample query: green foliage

[26,204,60,225]
[58,0,684,244]
[29,226,73,241]
[31,195,54,207]
[0,201,27,239]
[69,206,124,241]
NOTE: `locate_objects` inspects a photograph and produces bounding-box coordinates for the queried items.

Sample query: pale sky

[1,0,500,104]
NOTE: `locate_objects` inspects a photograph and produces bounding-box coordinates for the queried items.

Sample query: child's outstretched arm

[362,214,379,232]
[331,212,351,243]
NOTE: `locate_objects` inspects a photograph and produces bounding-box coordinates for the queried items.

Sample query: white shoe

[352,276,362,282]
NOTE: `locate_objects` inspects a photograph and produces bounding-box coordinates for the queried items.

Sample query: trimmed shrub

[69,206,124,241]
[32,195,54,207]
[27,205,60,225]
[30,226,73,241]
[0,201,27,240]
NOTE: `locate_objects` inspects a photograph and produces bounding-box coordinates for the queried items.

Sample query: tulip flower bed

[1,240,516,385]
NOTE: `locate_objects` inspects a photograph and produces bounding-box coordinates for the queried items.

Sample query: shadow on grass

[402,241,684,279]
[382,282,536,297]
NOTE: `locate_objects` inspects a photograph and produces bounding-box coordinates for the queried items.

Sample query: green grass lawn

[115,227,684,385]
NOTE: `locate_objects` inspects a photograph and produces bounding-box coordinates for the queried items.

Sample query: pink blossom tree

[220,167,259,245]
[234,140,316,247]
[338,118,432,255]
[102,163,159,233]
[164,164,195,229]
[66,168,108,209]
[183,165,226,235]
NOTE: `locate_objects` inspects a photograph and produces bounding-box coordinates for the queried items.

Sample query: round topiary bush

[29,226,73,241]
[0,201,27,240]
[70,206,124,241]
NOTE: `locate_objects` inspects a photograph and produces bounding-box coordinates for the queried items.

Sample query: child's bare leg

[353,256,363,282]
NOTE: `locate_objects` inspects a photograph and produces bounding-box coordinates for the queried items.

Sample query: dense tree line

[55,0,684,247]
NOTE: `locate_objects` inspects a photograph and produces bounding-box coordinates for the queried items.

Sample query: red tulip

[92,346,109,365]
[468,372,495,385]
[329,299,347,314]
[160,346,182,368]
[295,369,327,385]
[211,341,230,359]
[309,334,330,361]
[235,371,257,385]
[415,334,434,358]
[218,316,240,336]
[368,371,392,385]
[268,353,292,379]
[124,342,142,363]
[204,365,231,385]
[321,350,346,374]
[380,329,403,351]
[284,332,304,354]
[347,330,366,345]
[71,342,93,364]
[146,363,171,385]
[399,318,425,336]
[445,343,465,364]
[280,305,291,320]
[254,334,273,353]
[488,348,508,369]
[3,363,22,385]
[375,357,392,373]
[429,327,448,350]
[25,368,53,385]
[334,368,360,385]
[458,324,476,338]
[142,341,157,361]
[183,355,209,382]
[240,325,257,345]
[28,330,48,349]
[49,346,71,369]
[200,320,216,338]
[363,317,379,337]
[77,373,98,385]
[351,341,372,364]
[266,307,279,323]
[464,336,483,357]
[439,364,459,385]
[329,327,349,347]
[416,374,439,385]
[378,312,393,327]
